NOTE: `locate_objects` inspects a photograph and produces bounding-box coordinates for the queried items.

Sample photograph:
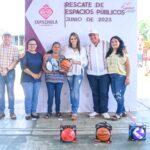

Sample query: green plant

[138,20,150,40]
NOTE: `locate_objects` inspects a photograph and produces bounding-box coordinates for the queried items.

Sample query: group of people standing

[0,30,130,121]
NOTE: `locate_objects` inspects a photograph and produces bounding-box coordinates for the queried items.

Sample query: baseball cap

[88,29,99,36]
[2,32,11,37]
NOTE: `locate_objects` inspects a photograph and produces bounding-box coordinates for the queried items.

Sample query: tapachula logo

[39,4,53,20]
[35,4,58,26]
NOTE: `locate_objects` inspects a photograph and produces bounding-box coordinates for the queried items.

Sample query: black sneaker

[44,113,52,119]
[0,113,5,119]
[31,113,39,119]
[56,112,62,118]
[25,115,31,120]
[10,113,17,120]
[121,112,127,117]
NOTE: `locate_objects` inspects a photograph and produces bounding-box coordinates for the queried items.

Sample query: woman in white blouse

[63,32,87,120]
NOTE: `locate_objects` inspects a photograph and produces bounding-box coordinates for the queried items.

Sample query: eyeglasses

[28,44,37,46]
[70,38,77,41]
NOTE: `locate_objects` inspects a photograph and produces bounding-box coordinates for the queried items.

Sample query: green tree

[138,20,150,40]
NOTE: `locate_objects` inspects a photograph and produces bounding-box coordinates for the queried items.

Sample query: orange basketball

[61,128,76,142]
[60,59,72,71]
[96,127,111,142]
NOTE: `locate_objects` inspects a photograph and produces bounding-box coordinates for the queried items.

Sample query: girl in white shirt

[63,32,87,120]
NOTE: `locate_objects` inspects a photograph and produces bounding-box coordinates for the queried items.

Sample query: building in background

[12,34,24,47]
[0,32,24,52]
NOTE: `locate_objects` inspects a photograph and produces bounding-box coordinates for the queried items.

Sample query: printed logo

[35,4,58,26]
[39,4,53,20]
[121,2,136,13]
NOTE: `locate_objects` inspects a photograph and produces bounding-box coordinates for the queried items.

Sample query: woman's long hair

[68,32,81,53]
[106,36,125,58]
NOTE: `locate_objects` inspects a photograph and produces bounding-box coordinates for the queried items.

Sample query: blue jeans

[87,74,110,113]
[46,82,63,113]
[0,69,15,113]
[21,82,41,114]
[110,74,126,114]
[67,74,83,114]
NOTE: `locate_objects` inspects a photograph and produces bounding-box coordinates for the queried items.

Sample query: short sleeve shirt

[106,52,128,76]
[20,51,43,83]
[0,44,19,68]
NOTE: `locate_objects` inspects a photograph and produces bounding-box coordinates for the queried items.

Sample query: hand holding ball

[60,59,72,72]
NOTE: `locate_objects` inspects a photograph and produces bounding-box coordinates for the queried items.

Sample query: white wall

[26,0,137,112]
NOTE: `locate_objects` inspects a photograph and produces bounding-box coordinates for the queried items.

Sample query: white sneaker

[101,113,110,119]
[88,112,99,117]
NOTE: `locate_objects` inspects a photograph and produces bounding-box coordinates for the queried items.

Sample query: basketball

[61,128,76,142]
[60,59,72,71]
[96,127,111,142]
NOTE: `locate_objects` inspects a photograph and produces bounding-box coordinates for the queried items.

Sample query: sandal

[25,115,31,120]
[110,114,121,121]
[71,114,77,121]
[56,112,62,118]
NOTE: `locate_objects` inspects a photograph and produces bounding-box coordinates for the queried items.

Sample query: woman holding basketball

[63,32,88,120]
[43,42,66,118]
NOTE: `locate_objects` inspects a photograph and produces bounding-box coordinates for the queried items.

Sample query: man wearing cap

[86,30,110,119]
[0,32,19,119]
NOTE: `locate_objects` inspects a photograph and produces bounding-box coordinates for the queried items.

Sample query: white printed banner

[25,0,137,112]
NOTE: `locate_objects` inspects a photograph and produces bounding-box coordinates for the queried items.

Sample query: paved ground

[0,107,150,150]
[0,67,150,150]
[0,134,149,150]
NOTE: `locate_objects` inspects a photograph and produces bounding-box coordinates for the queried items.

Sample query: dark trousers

[46,82,63,113]
[87,74,110,113]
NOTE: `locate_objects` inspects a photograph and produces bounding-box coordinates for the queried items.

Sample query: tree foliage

[138,20,150,40]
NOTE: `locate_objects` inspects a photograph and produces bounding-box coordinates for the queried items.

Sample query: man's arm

[7,60,18,70]
[7,46,19,70]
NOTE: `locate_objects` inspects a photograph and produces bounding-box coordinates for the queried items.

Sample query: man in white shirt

[86,30,110,119]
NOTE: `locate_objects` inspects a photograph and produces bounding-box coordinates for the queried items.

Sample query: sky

[0,0,24,35]
[137,0,150,20]
[0,0,149,35]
